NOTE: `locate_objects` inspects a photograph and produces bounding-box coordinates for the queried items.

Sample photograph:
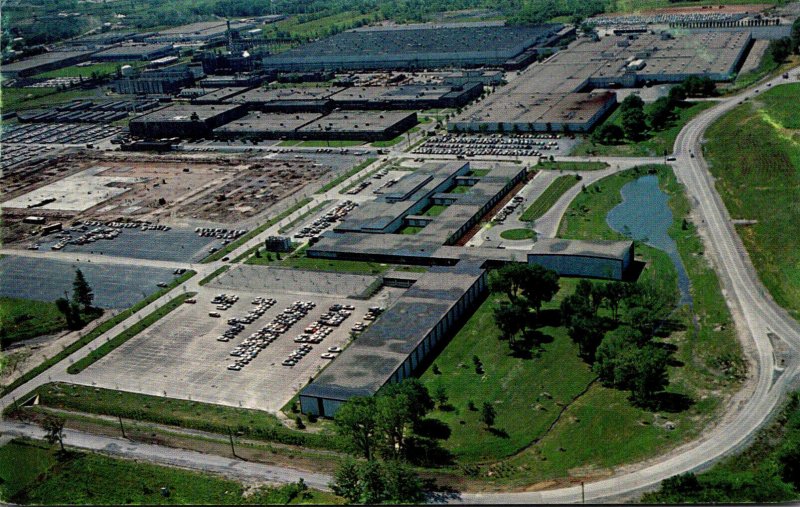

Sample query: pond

[606,174,692,305]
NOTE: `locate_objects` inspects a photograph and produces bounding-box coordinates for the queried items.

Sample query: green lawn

[297,140,364,148]
[33,61,142,79]
[469,169,492,177]
[447,185,471,194]
[519,175,579,221]
[198,265,231,286]
[499,228,535,240]
[279,251,425,275]
[67,293,196,374]
[537,161,609,171]
[423,204,448,217]
[0,439,340,505]
[0,87,99,112]
[397,225,424,235]
[703,83,800,320]
[1,271,195,396]
[21,382,340,450]
[0,298,101,348]
[571,101,716,157]
[316,158,377,194]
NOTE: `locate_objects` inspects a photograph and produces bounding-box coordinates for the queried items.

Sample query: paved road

[0,420,332,490]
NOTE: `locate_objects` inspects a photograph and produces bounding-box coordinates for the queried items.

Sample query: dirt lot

[1,151,333,244]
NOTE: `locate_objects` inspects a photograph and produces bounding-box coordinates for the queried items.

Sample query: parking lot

[34,222,224,263]
[1,123,121,146]
[413,133,578,157]
[0,255,180,308]
[70,283,399,412]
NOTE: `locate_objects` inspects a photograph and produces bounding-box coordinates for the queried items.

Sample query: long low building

[450,30,752,133]
[213,110,418,141]
[130,103,246,138]
[263,23,564,72]
[2,50,97,78]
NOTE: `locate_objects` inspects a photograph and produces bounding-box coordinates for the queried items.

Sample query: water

[606,174,692,305]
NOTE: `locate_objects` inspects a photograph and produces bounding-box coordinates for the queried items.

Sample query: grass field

[0,297,101,348]
[0,439,340,505]
[571,101,715,157]
[0,271,195,396]
[33,61,142,79]
[448,185,471,194]
[0,87,98,112]
[417,163,741,485]
[499,228,536,240]
[198,265,231,286]
[278,248,425,275]
[703,83,800,319]
[537,161,609,171]
[20,382,340,450]
[423,204,448,217]
[67,292,196,374]
[519,175,579,221]
[316,158,377,195]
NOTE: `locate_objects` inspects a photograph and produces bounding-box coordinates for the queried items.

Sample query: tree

[434,385,448,409]
[493,302,527,342]
[330,458,425,504]
[601,281,630,321]
[630,345,670,405]
[566,314,605,361]
[791,16,800,54]
[480,402,496,429]
[619,94,645,114]
[72,269,94,311]
[333,396,377,460]
[768,37,792,64]
[621,106,647,140]
[331,458,363,503]
[488,263,528,303]
[55,297,80,330]
[518,264,559,314]
[592,123,623,145]
[668,84,687,105]
[648,96,674,130]
[778,442,800,489]
[382,459,426,503]
[43,414,66,453]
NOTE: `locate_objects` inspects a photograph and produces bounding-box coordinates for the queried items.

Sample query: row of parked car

[493,195,525,224]
[217,297,276,343]
[295,200,358,239]
[227,300,316,371]
[195,227,248,241]
[285,303,355,365]
[414,133,562,158]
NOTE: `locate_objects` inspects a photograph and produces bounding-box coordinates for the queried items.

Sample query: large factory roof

[301,261,486,400]
[297,110,416,134]
[213,112,322,134]
[225,87,343,105]
[2,50,95,74]
[131,103,241,122]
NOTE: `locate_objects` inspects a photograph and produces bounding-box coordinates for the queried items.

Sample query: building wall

[527,254,624,280]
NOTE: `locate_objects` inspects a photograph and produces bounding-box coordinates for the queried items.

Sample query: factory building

[450,30,752,133]
[93,43,177,61]
[129,103,246,138]
[2,50,97,78]
[111,63,204,95]
[299,162,633,417]
[263,23,565,72]
[145,20,257,44]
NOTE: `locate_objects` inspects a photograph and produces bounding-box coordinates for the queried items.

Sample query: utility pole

[228,428,237,458]
[118,415,126,439]
[581,481,585,504]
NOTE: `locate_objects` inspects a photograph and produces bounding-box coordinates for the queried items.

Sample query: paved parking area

[71,284,400,412]
[210,265,381,299]
[37,226,222,263]
[0,255,179,308]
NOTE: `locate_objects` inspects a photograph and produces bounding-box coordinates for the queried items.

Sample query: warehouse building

[296,111,417,141]
[263,23,564,72]
[145,20,257,44]
[328,83,483,110]
[129,103,246,138]
[2,50,97,78]
[111,63,204,95]
[450,30,752,133]
[93,43,177,61]
[213,112,321,140]
[224,87,342,112]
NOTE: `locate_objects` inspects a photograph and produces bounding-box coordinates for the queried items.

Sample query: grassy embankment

[417,164,742,487]
[0,298,102,349]
[0,438,341,505]
[519,175,580,221]
[571,101,716,157]
[537,161,609,171]
[316,158,377,195]
[0,271,195,396]
[703,83,800,319]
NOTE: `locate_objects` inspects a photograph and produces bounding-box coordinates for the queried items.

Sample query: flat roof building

[263,23,564,72]
[129,103,246,138]
[93,43,177,61]
[146,20,257,44]
[2,50,97,78]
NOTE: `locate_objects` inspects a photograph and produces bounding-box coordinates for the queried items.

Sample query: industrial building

[110,63,204,95]
[450,30,752,133]
[145,20,258,44]
[93,43,177,61]
[213,110,417,141]
[129,103,246,138]
[263,23,565,72]
[224,87,342,112]
[2,50,97,78]
[300,162,633,416]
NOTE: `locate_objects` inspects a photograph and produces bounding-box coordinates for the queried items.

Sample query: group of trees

[490,263,560,355]
[330,379,436,503]
[768,18,800,65]
[54,269,96,331]
[561,278,678,406]
[592,75,718,145]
